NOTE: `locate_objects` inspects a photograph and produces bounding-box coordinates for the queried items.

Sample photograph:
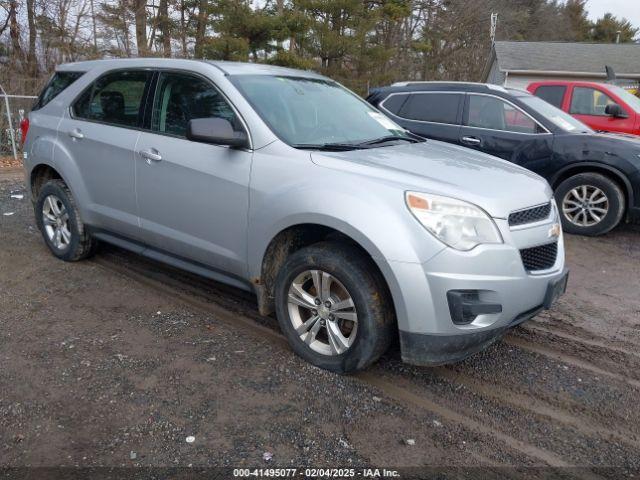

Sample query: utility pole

[490,13,498,44]
[90,0,98,52]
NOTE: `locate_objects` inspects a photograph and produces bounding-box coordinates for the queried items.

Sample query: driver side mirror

[604,104,628,119]
[186,118,249,149]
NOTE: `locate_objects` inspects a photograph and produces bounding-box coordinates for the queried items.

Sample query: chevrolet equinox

[23,59,568,373]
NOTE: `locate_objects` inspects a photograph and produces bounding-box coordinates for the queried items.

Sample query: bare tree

[133,0,148,55]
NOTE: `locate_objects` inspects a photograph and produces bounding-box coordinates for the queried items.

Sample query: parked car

[23,60,567,373]
[367,81,640,236]
[527,80,640,136]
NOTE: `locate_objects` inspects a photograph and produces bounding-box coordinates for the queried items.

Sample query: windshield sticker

[368,111,400,130]
[551,116,576,131]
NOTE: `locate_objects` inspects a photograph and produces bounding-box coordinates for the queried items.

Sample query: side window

[381,94,409,115]
[466,95,540,134]
[151,72,239,138]
[398,93,462,124]
[534,85,566,109]
[73,70,151,128]
[33,71,84,111]
[570,87,617,116]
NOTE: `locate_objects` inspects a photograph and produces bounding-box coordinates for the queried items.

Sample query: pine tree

[591,13,638,43]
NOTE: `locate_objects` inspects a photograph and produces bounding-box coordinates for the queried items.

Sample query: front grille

[508,202,551,227]
[520,242,558,272]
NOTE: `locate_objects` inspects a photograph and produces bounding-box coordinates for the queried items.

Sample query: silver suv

[23,59,568,373]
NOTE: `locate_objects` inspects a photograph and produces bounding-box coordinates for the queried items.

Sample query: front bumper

[384,217,568,366]
[399,269,568,366]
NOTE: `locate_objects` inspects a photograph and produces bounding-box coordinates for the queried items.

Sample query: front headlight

[405,192,503,251]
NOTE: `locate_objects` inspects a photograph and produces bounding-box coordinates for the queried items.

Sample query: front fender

[247,150,447,332]
[248,181,444,280]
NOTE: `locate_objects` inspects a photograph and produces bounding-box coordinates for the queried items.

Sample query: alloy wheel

[287,269,358,356]
[562,185,609,227]
[42,194,72,250]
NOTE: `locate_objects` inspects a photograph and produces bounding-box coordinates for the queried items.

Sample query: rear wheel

[35,179,97,261]
[274,241,394,373]
[555,172,625,236]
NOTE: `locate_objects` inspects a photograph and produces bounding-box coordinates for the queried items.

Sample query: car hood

[310,140,553,219]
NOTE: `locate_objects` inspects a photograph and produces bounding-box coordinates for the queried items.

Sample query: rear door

[378,91,463,143]
[568,85,635,134]
[459,93,554,173]
[134,70,252,278]
[59,69,152,238]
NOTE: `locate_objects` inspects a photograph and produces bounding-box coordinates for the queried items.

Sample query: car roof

[376,81,512,94]
[370,82,536,102]
[55,58,326,79]
[529,80,611,87]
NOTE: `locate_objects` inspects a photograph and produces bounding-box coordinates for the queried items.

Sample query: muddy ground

[1,168,639,478]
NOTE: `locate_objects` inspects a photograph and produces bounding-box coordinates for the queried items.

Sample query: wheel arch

[30,163,65,202]
[550,162,633,215]
[252,222,399,328]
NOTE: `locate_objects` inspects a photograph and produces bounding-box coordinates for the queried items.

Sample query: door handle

[461,136,481,146]
[139,149,162,163]
[68,128,84,140]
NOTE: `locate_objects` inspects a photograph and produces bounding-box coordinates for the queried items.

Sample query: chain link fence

[0,87,38,167]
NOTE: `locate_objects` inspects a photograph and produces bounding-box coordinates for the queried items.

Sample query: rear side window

[381,93,409,115]
[466,95,542,134]
[73,70,151,128]
[533,85,566,109]
[397,93,462,124]
[151,72,239,137]
[33,71,84,111]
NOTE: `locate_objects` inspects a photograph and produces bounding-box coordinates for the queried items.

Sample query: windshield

[520,95,592,133]
[608,85,640,113]
[231,75,414,148]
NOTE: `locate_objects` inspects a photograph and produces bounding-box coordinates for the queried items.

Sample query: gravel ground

[1,169,639,478]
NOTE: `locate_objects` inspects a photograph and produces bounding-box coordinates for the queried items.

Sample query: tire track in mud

[90,249,628,473]
[432,367,640,450]
[503,336,640,389]
[355,372,571,468]
[524,323,640,361]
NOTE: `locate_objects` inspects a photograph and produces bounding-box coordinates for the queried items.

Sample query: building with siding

[482,41,640,91]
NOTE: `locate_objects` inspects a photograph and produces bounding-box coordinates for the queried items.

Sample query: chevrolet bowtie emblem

[548,223,561,238]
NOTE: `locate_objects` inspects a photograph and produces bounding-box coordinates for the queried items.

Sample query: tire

[35,179,97,261]
[274,241,395,374]
[554,172,625,236]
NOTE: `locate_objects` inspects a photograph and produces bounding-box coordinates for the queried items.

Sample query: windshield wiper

[291,134,423,151]
[291,143,363,151]
[354,135,422,147]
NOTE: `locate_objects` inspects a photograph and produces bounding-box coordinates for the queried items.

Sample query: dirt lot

[1,168,640,478]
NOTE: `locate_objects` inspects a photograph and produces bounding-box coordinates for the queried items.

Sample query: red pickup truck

[527,81,640,136]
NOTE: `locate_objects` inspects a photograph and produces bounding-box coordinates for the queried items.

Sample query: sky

[586,0,640,31]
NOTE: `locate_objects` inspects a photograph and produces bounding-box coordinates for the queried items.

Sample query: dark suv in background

[367,82,640,236]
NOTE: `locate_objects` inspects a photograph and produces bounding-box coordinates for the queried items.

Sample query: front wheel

[555,172,625,236]
[274,242,394,373]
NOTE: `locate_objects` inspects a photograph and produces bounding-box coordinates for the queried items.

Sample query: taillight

[20,118,29,145]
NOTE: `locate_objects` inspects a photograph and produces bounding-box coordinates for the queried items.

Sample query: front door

[568,85,635,135]
[459,93,554,174]
[58,70,152,238]
[135,71,252,278]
